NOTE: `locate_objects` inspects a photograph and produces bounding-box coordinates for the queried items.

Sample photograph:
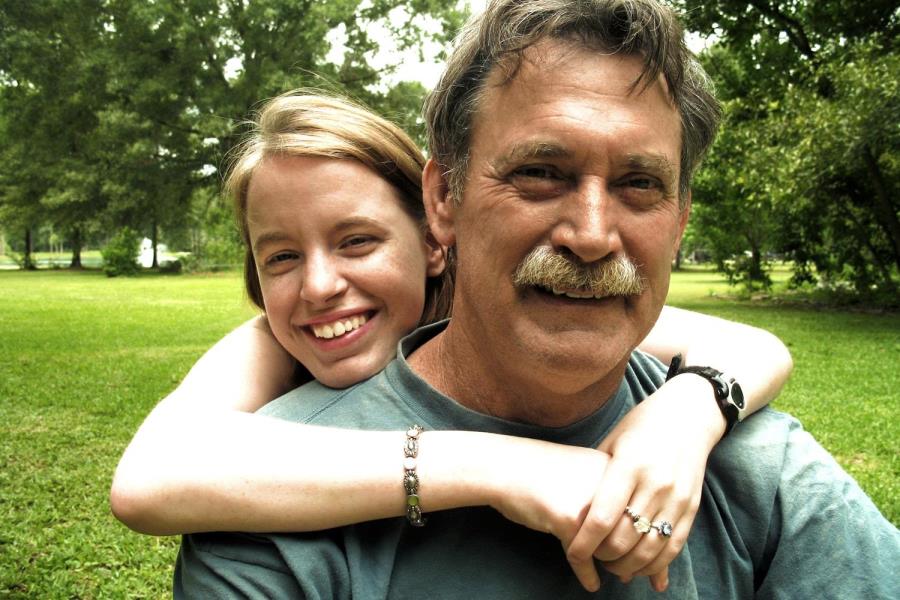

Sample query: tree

[0,0,111,268]
[677,0,899,295]
[0,0,465,269]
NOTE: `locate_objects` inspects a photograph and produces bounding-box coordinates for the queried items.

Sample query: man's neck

[408,320,629,428]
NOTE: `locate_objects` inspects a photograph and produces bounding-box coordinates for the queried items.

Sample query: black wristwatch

[666,354,746,437]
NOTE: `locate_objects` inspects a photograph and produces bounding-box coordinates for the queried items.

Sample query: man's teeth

[311,315,367,339]
[550,287,602,299]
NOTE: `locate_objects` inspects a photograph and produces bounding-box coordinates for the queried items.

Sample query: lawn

[1,268,897,597]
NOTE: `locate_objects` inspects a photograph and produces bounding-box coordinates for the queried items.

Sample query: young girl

[111,91,792,592]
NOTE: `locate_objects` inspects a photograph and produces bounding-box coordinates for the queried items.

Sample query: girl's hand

[564,374,725,592]
[484,436,611,592]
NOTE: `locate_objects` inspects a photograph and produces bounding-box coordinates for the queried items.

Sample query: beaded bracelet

[403,425,426,527]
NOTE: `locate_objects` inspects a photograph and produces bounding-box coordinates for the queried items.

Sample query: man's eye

[512,165,559,179]
[626,177,659,190]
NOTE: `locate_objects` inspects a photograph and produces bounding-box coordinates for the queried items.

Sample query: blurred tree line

[1,1,897,301]
[0,0,464,270]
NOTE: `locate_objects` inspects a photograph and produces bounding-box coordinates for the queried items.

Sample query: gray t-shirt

[175,322,900,599]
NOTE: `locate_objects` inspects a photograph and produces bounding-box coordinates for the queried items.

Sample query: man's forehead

[473,41,675,126]
[485,38,670,98]
[469,41,681,164]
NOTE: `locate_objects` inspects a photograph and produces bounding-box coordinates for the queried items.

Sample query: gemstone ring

[651,520,674,537]
[624,506,652,534]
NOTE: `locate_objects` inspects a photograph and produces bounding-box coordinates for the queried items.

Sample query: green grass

[0,269,256,598]
[1,268,897,597]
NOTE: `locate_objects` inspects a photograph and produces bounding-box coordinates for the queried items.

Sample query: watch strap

[665,354,741,437]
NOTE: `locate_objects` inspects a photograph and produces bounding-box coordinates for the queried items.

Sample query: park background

[1,0,897,597]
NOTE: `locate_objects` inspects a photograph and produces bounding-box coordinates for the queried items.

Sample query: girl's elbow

[109,476,171,535]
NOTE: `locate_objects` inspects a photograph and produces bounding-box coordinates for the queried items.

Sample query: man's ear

[423,230,446,278]
[422,159,457,248]
[675,190,691,251]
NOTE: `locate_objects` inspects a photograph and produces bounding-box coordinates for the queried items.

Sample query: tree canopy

[0,0,463,267]
[1,0,897,301]
[677,0,899,299]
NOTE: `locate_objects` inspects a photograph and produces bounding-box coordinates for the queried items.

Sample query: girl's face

[247,155,444,388]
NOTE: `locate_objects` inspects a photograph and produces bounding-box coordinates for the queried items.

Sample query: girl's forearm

[640,306,793,421]
[110,406,570,535]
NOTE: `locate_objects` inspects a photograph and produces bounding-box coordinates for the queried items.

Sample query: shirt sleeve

[174,531,352,600]
[754,421,900,599]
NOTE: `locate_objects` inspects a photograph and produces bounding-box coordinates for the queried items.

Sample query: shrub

[101,227,141,277]
[158,258,183,274]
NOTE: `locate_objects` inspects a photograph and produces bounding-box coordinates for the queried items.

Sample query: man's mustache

[512,247,645,297]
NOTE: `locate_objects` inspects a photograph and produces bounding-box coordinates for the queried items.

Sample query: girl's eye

[267,252,297,265]
[341,235,376,251]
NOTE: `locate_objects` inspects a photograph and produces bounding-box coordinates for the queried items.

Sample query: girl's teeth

[312,315,368,339]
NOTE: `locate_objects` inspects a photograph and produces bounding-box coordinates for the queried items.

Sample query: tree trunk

[845,208,894,289]
[674,247,682,271]
[24,228,36,270]
[861,144,900,273]
[69,227,83,269]
[151,220,159,269]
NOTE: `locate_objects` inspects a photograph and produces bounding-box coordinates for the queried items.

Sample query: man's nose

[299,252,348,305]
[549,179,622,263]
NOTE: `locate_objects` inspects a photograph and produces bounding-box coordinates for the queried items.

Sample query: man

[175,1,899,597]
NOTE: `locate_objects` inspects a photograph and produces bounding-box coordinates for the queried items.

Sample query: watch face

[732,383,745,409]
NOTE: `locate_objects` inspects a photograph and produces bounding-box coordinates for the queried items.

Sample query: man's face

[445,40,689,395]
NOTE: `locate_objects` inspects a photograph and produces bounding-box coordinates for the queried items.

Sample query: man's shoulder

[258,321,447,427]
[625,349,667,394]
[701,407,900,597]
[258,369,416,430]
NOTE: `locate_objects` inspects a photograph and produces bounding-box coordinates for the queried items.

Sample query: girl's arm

[112,316,526,534]
[564,305,793,591]
[638,305,792,417]
[111,306,790,592]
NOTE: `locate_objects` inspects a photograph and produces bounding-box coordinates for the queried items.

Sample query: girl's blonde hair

[225,90,453,326]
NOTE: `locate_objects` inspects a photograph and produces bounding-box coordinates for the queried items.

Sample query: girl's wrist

[662,374,728,450]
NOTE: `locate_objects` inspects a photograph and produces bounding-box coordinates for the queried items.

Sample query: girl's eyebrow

[252,231,291,253]
[253,217,387,251]
[331,216,383,234]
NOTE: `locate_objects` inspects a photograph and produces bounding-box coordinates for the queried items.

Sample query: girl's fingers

[567,457,639,564]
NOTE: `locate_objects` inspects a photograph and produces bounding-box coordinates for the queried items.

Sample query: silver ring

[624,506,651,534]
[651,520,673,537]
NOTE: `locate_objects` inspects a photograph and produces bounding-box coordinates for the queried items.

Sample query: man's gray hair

[423,0,722,205]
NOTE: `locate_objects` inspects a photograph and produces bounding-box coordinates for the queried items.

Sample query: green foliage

[679,1,899,298]
[0,0,465,267]
[100,227,141,277]
[774,41,900,293]
[177,186,244,272]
